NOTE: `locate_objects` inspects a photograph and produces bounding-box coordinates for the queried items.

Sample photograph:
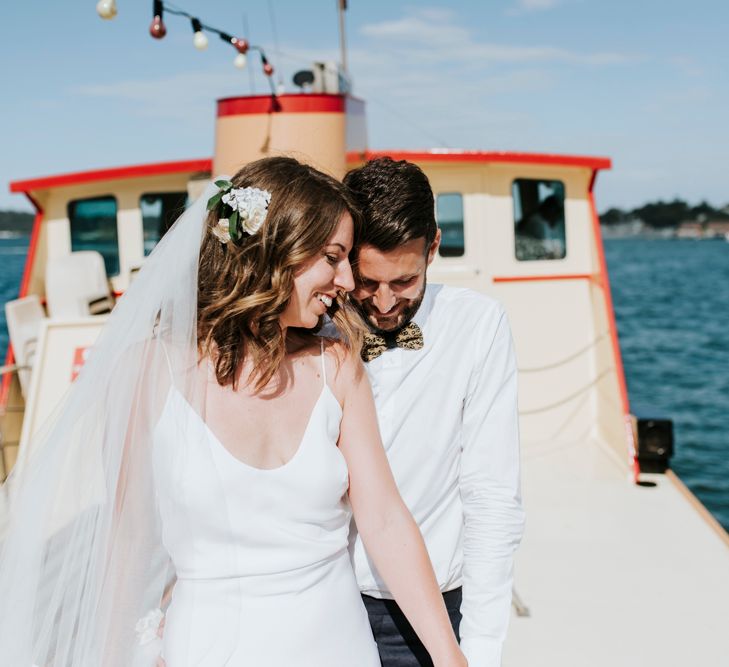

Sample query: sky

[1,0,727,213]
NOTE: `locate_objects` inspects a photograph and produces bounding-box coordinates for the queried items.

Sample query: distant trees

[0,210,34,234]
[600,199,729,228]
[600,208,631,225]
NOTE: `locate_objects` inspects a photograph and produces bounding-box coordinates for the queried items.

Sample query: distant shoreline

[3,204,728,242]
[2,227,727,242]
[602,233,729,241]
[3,231,727,244]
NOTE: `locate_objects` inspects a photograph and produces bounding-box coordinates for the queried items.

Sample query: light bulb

[263,62,274,77]
[96,0,117,20]
[193,31,209,50]
[232,37,249,54]
[234,53,248,69]
[190,19,207,50]
[150,15,166,39]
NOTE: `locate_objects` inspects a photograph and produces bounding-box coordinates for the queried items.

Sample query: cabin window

[436,193,465,257]
[140,192,188,255]
[68,196,120,277]
[513,179,566,261]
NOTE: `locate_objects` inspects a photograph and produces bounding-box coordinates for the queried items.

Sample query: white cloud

[512,0,562,12]
[668,55,704,78]
[505,0,569,16]
[361,11,468,47]
[347,7,638,151]
[73,69,266,121]
[359,8,632,67]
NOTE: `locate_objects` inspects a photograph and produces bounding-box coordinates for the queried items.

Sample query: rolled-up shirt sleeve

[459,306,525,666]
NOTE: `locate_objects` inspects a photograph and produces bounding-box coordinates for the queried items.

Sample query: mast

[337,0,348,75]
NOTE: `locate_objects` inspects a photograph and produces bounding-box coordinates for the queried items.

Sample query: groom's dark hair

[344,157,436,253]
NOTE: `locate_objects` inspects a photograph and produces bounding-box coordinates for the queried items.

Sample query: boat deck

[504,435,729,666]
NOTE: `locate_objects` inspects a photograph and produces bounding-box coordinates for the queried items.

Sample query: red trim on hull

[492,273,598,283]
[347,150,611,171]
[9,159,212,194]
[0,346,14,419]
[217,94,346,117]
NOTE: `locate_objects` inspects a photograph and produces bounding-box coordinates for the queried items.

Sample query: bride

[0,157,466,667]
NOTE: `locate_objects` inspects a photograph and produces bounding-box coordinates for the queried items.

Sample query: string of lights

[96,0,276,87]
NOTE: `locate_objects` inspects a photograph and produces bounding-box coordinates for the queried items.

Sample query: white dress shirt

[351,283,525,667]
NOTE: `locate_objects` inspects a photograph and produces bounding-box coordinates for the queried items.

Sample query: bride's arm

[333,346,467,667]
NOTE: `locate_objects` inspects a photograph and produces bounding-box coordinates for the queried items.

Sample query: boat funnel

[213,93,366,180]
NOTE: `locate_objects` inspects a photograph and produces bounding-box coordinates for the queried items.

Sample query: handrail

[0,363,29,376]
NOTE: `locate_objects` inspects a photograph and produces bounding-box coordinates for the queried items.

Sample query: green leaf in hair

[206,191,223,211]
[229,210,240,243]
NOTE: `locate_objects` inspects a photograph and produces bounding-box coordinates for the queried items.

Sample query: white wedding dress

[152,345,380,666]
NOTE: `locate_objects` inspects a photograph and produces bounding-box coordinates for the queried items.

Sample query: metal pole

[337,0,347,75]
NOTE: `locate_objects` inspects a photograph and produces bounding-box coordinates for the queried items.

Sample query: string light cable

[97,0,276,89]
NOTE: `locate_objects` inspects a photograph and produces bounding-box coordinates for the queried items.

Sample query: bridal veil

[0,182,241,665]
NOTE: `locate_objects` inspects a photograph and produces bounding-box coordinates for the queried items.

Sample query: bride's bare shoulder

[285,336,364,402]
[320,337,365,395]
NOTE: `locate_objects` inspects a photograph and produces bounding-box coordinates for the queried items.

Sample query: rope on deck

[518,332,608,373]
[519,366,614,416]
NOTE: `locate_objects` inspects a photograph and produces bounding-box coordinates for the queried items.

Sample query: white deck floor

[504,435,729,666]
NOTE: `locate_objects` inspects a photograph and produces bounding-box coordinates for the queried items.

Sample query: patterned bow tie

[361,322,424,362]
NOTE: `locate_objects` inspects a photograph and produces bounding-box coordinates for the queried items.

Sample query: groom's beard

[352,278,427,335]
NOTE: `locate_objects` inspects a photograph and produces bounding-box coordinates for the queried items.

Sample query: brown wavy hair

[344,157,436,252]
[197,157,364,390]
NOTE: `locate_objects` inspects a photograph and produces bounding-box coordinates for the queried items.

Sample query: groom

[344,158,525,667]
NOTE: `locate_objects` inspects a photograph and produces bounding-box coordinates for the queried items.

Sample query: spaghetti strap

[320,338,327,386]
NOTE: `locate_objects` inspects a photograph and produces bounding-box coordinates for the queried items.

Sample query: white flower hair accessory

[207,178,272,245]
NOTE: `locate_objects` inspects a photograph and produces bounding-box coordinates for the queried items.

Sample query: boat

[2,17,728,667]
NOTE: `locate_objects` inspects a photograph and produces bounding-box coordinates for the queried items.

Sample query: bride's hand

[157,613,165,638]
[155,614,166,666]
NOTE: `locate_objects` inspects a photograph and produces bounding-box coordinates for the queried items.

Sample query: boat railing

[0,363,30,378]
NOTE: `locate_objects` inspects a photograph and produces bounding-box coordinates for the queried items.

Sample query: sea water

[605,238,729,532]
[1,236,727,531]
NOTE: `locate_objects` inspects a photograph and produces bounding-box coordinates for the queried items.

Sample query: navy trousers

[362,588,462,667]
